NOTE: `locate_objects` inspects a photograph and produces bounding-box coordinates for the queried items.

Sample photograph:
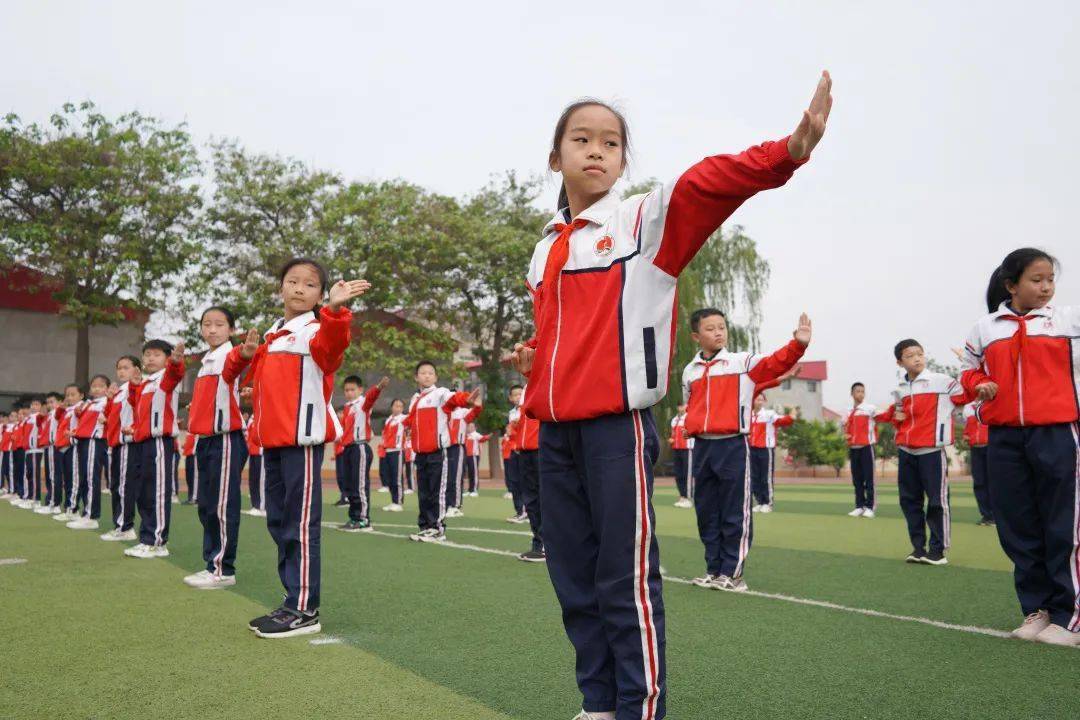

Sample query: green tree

[0,101,202,384]
[875,422,898,474]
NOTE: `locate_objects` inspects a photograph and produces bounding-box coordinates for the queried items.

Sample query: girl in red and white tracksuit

[54,386,80,518]
[103,356,141,536]
[69,375,111,527]
[185,306,249,586]
[748,394,795,512]
[464,427,490,496]
[668,408,693,507]
[245,421,265,516]
[960,248,1080,645]
[510,75,831,720]
[379,399,407,509]
[244,258,368,637]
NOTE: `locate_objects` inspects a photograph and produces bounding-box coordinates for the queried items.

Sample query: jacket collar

[269,310,316,336]
[542,191,621,237]
[993,301,1052,320]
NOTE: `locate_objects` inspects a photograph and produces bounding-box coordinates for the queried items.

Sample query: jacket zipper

[547,274,564,422]
[1017,356,1025,426]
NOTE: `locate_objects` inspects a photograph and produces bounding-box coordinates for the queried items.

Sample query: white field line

[327,522,1014,640]
[323,523,522,558]
[0,557,28,566]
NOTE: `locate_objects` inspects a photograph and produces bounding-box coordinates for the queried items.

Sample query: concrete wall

[0,308,144,408]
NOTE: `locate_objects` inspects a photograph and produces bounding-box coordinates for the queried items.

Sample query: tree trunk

[75,319,91,387]
[487,442,503,482]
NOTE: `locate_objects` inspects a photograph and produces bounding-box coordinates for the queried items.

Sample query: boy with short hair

[962,402,993,526]
[34,393,65,514]
[122,339,185,559]
[669,405,694,509]
[504,385,527,524]
[446,395,483,517]
[682,308,810,592]
[842,382,892,519]
[879,339,970,566]
[509,385,543,561]
[404,361,479,542]
[338,374,388,532]
[463,425,489,498]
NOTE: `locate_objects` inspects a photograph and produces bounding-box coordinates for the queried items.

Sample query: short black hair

[850,382,865,392]
[200,305,237,328]
[690,308,726,333]
[46,391,63,401]
[894,339,923,361]
[342,375,363,387]
[278,257,329,294]
[116,354,142,370]
[64,383,85,396]
[508,384,523,394]
[415,360,437,375]
[90,374,111,388]
[12,401,24,410]
[143,338,174,356]
[28,395,44,404]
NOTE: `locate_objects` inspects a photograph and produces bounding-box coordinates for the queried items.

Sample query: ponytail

[557,182,569,212]
[985,247,1058,312]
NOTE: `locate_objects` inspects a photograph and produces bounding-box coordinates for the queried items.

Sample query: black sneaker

[254,609,321,639]
[977,517,995,526]
[921,550,948,566]
[333,497,349,507]
[248,607,289,632]
[340,519,372,533]
[518,549,547,563]
[905,548,927,563]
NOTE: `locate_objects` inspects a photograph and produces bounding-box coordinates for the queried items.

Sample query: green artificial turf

[2,479,1078,719]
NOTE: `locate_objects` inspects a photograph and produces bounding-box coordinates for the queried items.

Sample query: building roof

[0,264,147,323]
[822,406,843,422]
[795,360,827,381]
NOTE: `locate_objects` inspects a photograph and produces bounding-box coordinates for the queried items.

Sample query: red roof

[795,360,827,381]
[822,406,843,421]
[0,264,147,323]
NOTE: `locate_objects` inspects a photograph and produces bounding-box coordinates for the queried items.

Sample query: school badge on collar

[594,235,614,257]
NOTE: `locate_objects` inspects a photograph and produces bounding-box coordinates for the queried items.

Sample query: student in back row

[748,391,795,514]
[668,405,693,509]
[842,382,892,519]
[338,374,388,532]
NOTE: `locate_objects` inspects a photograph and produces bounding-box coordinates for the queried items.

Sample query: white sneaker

[759,504,773,514]
[377,487,390,493]
[1033,623,1080,647]
[728,576,749,592]
[847,507,865,517]
[382,503,403,512]
[33,505,54,515]
[245,508,267,517]
[102,487,111,495]
[502,492,513,499]
[184,569,237,589]
[419,531,446,543]
[466,491,479,497]
[66,517,99,530]
[404,489,414,495]
[124,543,169,559]
[1011,610,1051,641]
[751,504,762,513]
[673,497,693,508]
[49,506,62,514]
[861,509,876,518]
[692,573,720,589]
[15,499,34,509]
[53,511,74,522]
[171,495,180,504]
[572,711,616,720]
[101,528,136,541]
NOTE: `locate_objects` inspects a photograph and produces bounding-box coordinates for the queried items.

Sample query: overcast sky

[4,1,1077,410]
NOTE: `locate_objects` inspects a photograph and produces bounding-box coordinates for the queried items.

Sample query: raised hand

[121,425,135,436]
[510,343,535,377]
[328,279,372,310]
[793,313,812,346]
[975,382,998,401]
[106,383,120,399]
[788,71,832,161]
[239,329,260,360]
[377,376,390,390]
[467,387,483,407]
[171,341,186,363]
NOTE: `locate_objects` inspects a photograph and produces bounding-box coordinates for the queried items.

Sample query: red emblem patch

[594,235,614,257]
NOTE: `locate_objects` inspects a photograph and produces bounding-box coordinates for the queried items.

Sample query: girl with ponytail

[960,247,1080,646]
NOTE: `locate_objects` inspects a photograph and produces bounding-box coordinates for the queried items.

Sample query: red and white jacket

[682,340,806,438]
[669,413,691,451]
[449,405,483,445]
[104,382,135,448]
[0,422,14,452]
[749,409,794,449]
[521,138,807,423]
[501,435,513,460]
[466,431,490,457]
[189,342,247,436]
[244,422,261,457]
[962,403,990,447]
[250,307,351,449]
[181,432,198,457]
[381,413,406,453]
[22,413,47,453]
[54,405,76,449]
[879,371,969,449]
[842,403,891,447]
[128,359,186,442]
[404,387,472,454]
[343,386,382,445]
[403,437,415,463]
[73,397,109,440]
[12,416,28,451]
[960,303,1080,427]
[508,396,540,452]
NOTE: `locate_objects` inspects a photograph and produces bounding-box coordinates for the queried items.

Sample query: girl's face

[64,386,83,405]
[143,348,167,374]
[89,378,108,398]
[550,105,625,203]
[1007,258,1055,312]
[391,400,404,415]
[116,358,135,383]
[200,309,233,348]
[46,397,59,412]
[280,264,324,317]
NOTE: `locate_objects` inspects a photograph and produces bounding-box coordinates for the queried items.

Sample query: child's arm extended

[161,342,187,393]
[642,73,832,277]
[747,315,812,384]
[363,377,390,411]
[309,279,370,374]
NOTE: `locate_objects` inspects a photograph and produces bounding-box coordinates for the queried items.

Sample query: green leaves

[779,418,849,476]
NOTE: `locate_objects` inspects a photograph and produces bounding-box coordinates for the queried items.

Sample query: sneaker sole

[255,622,321,639]
[518,556,547,563]
[919,558,948,566]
